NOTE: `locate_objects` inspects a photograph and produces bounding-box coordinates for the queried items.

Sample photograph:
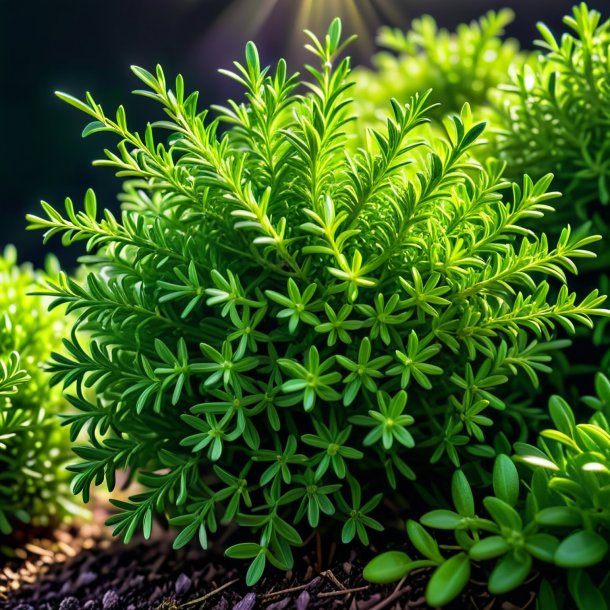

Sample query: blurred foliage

[350,10,526,136]
[493,3,610,227]
[0,247,84,538]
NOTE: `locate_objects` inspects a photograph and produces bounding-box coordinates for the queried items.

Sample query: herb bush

[365,373,610,607]
[353,2,610,378]
[493,3,610,222]
[489,3,610,377]
[28,21,610,584]
[352,3,610,231]
[0,247,82,538]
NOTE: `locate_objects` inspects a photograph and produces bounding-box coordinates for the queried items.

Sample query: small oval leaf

[554,530,608,568]
[452,470,475,517]
[363,551,412,584]
[492,454,520,507]
[426,553,471,608]
[488,552,532,594]
[406,520,444,564]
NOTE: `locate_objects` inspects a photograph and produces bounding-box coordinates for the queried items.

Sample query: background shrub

[0,247,83,539]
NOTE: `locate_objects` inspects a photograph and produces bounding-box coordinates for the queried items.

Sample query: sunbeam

[200,0,411,67]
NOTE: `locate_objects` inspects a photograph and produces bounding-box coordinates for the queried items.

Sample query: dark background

[0,0,599,268]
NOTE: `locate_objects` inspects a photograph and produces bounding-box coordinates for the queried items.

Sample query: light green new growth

[351,10,524,135]
[0,247,83,537]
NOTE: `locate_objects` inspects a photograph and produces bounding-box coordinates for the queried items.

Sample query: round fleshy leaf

[524,533,559,563]
[420,509,463,530]
[554,530,608,568]
[425,553,470,608]
[469,536,510,561]
[488,552,532,594]
[363,551,412,584]
[535,506,582,528]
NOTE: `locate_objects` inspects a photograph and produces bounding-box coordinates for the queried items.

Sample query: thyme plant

[352,2,610,376]
[29,20,609,583]
[491,3,610,374]
[494,3,610,218]
[0,247,81,537]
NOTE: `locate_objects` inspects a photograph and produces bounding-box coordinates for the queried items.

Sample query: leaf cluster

[493,3,610,218]
[27,19,609,583]
[365,373,610,608]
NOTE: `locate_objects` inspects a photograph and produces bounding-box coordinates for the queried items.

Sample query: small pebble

[76,571,98,587]
[13,605,35,610]
[102,589,120,610]
[83,602,101,610]
[59,598,81,610]
[232,592,257,610]
[175,572,192,596]
[213,597,229,610]
[296,590,310,610]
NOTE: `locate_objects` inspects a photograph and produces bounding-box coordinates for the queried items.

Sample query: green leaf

[554,531,608,568]
[363,551,412,583]
[537,579,561,610]
[549,395,576,437]
[425,553,470,607]
[524,533,559,563]
[452,470,475,517]
[568,569,609,610]
[406,520,444,563]
[483,497,522,531]
[462,121,486,148]
[173,519,200,549]
[420,509,463,530]
[536,506,582,528]
[225,543,261,559]
[246,552,266,586]
[492,454,519,507]
[469,536,510,561]
[488,551,532,594]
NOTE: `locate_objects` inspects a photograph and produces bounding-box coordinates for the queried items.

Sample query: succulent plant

[0,247,82,537]
[28,20,608,583]
[366,372,610,608]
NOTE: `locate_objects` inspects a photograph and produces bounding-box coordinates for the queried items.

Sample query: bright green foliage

[494,3,610,219]
[28,20,609,583]
[353,4,610,235]
[366,375,610,608]
[490,3,610,398]
[351,10,524,133]
[0,247,83,536]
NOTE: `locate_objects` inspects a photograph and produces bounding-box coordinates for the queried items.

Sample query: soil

[1,524,550,610]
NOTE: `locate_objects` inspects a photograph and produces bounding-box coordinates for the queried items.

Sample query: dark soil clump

[1,525,562,610]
